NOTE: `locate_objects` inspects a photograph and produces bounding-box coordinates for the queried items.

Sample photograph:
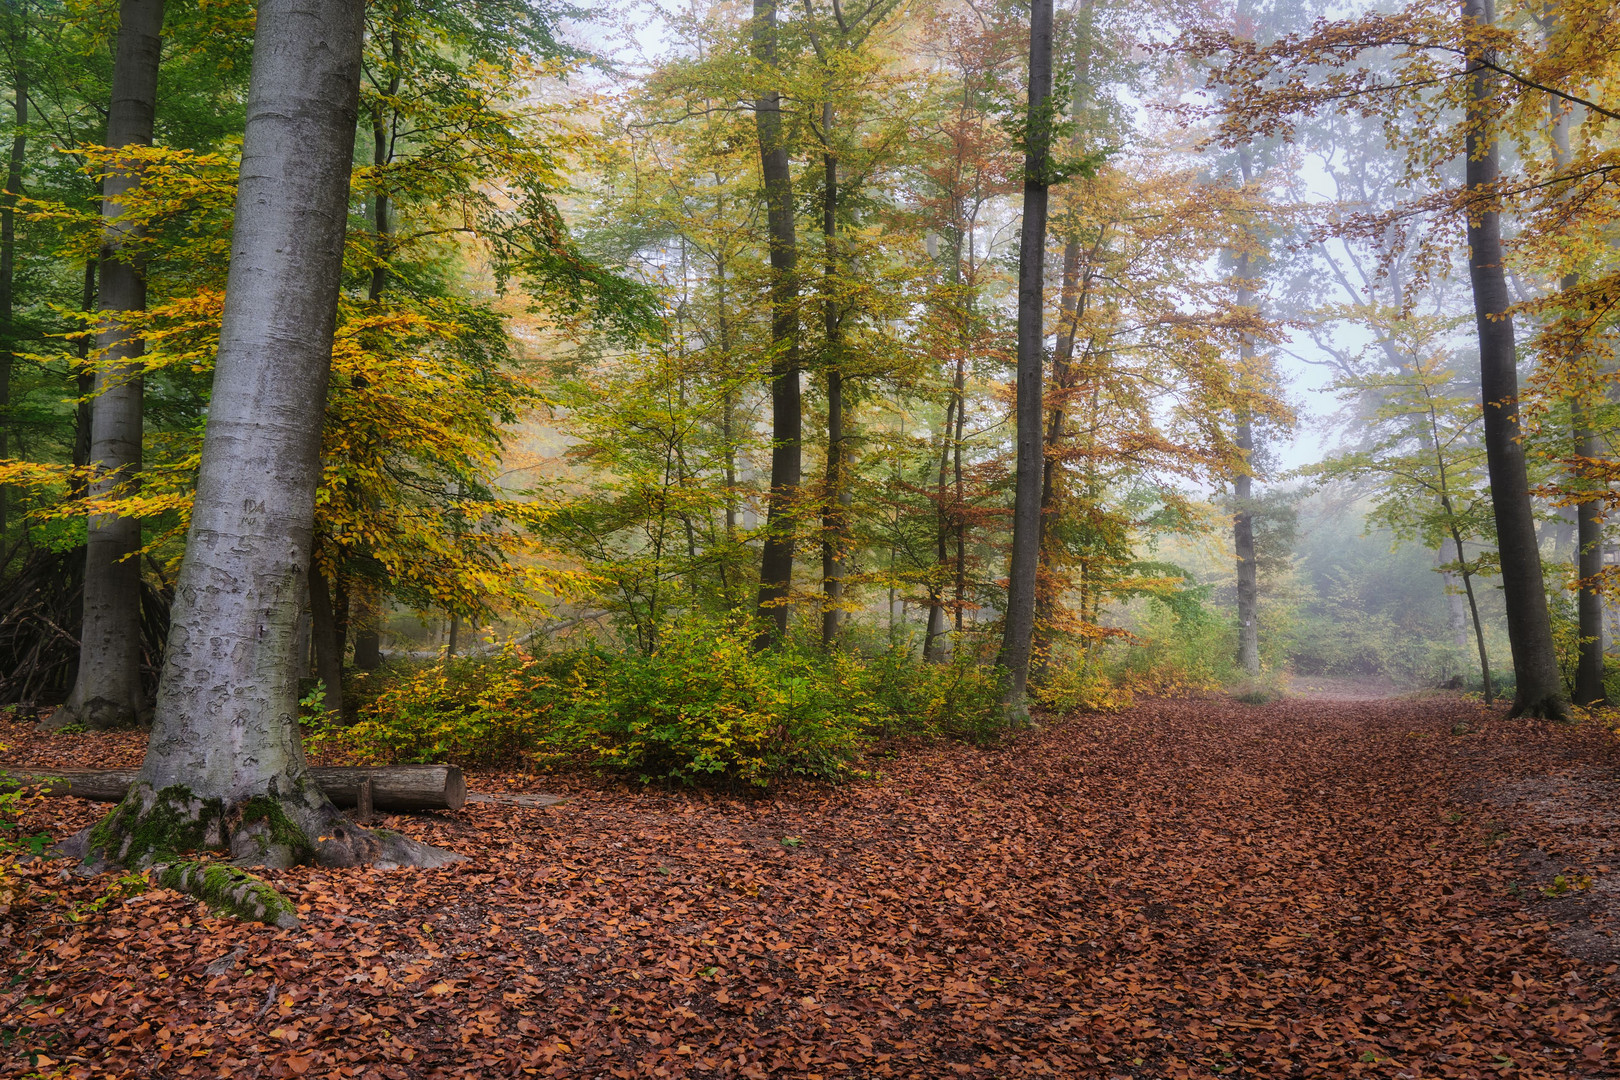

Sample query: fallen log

[0,765,466,812]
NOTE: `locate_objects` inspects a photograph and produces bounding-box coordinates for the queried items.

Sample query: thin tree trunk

[819,100,847,647]
[56,0,165,731]
[1233,251,1260,677]
[1461,0,1566,718]
[349,30,401,674]
[997,0,1053,711]
[1032,0,1094,677]
[924,392,958,662]
[78,0,454,875]
[308,563,345,718]
[752,0,801,647]
[1547,79,1604,705]
[1448,520,1494,703]
[446,612,461,657]
[0,13,24,548]
[71,261,97,493]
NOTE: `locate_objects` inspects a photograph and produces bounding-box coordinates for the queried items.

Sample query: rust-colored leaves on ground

[2,695,1617,1078]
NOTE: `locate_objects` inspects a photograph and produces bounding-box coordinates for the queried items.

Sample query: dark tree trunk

[71,261,97,490]
[1462,0,1566,719]
[752,0,802,647]
[76,0,454,876]
[1573,390,1605,705]
[924,392,958,662]
[1547,77,1605,706]
[0,12,23,549]
[308,563,345,718]
[997,0,1054,711]
[819,101,848,648]
[56,0,165,731]
[1032,0,1095,677]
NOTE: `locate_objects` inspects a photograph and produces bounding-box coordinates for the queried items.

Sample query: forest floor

[1,692,1618,1080]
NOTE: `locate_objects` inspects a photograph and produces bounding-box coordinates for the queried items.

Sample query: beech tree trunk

[308,563,345,718]
[1233,252,1260,677]
[0,12,23,549]
[819,101,848,649]
[348,24,401,674]
[1033,0,1096,676]
[1462,0,1566,719]
[1548,79,1605,706]
[752,0,802,647]
[997,0,1054,710]
[56,0,164,731]
[75,0,454,874]
[71,262,96,490]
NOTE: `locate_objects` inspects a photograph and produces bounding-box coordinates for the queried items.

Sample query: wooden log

[0,765,466,812]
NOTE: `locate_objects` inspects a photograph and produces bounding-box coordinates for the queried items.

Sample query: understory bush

[313,617,1008,787]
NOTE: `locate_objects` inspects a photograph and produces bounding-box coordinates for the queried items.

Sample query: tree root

[53,778,462,925]
[156,861,301,929]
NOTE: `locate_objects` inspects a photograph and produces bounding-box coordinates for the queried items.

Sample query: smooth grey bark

[752,0,802,647]
[1232,251,1260,677]
[80,0,455,873]
[1462,0,1566,719]
[0,8,23,548]
[55,0,164,731]
[997,0,1054,710]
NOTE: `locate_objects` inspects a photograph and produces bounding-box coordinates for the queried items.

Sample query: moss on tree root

[157,861,300,929]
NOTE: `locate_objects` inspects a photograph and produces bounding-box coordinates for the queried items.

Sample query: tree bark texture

[6,765,466,812]
[59,0,164,731]
[1033,0,1096,675]
[0,11,24,548]
[997,0,1053,709]
[819,101,847,649]
[1548,79,1605,706]
[1462,0,1566,718]
[308,562,345,718]
[752,0,802,647]
[88,0,455,873]
[1233,253,1260,677]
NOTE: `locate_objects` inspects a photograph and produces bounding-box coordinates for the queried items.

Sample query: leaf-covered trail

[3,695,1617,1079]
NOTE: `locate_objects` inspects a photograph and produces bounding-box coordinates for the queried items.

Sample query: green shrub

[554,618,876,785]
[317,618,1015,786]
[862,640,1006,743]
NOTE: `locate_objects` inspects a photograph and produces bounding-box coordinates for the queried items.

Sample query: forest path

[3,696,1619,1079]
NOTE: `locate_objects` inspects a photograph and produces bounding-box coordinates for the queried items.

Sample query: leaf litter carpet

[2,694,1617,1079]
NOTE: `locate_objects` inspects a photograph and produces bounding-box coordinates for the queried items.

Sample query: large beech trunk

[1461,0,1566,719]
[997,0,1054,709]
[751,0,802,646]
[56,0,164,731]
[7,765,466,812]
[74,0,454,875]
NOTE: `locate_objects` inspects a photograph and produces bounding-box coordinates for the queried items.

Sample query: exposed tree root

[54,777,462,925]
